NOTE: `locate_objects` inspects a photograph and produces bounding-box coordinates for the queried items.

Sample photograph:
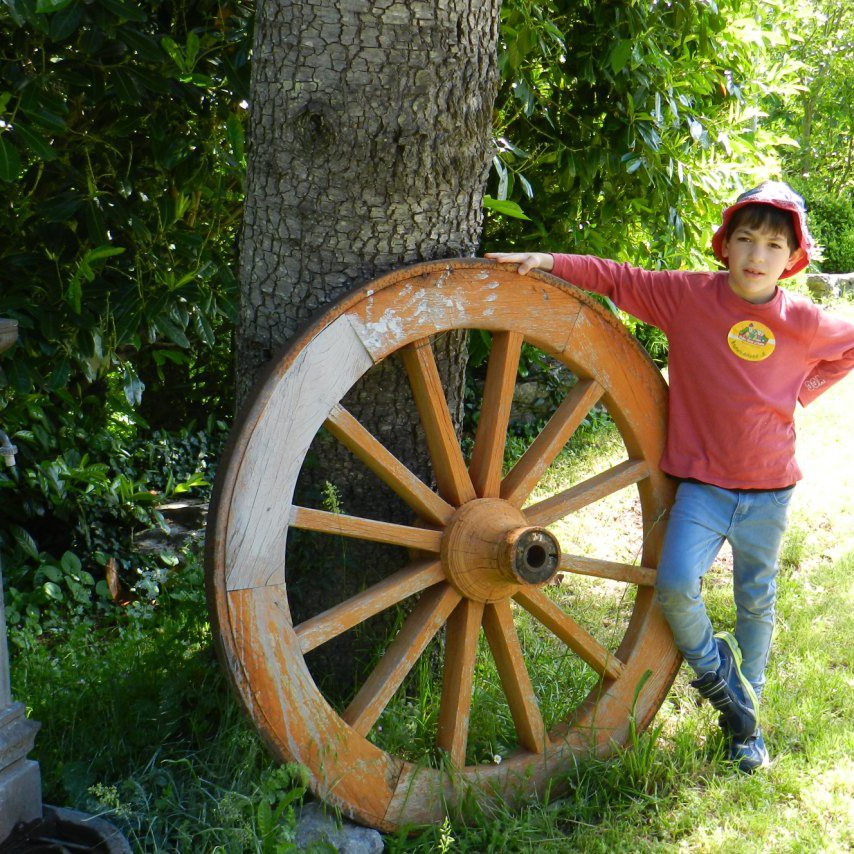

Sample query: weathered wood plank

[482,600,546,754]
[468,330,524,499]
[524,459,650,527]
[325,404,455,526]
[290,506,443,552]
[501,378,604,506]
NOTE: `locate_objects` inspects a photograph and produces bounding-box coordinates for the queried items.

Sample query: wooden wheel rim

[206,259,680,831]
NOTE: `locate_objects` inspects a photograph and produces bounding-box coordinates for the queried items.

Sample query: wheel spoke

[513,588,625,681]
[324,404,455,527]
[524,459,649,527]
[342,583,461,736]
[501,379,604,507]
[437,598,484,766]
[482,600,546,754]
[400,338,476,506]
[295,559,447,653]
[468,331,524,499]
[290,506,442,551]
[559,554,656,587]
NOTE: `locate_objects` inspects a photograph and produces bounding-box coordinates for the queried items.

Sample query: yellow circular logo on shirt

[727,320,776,361]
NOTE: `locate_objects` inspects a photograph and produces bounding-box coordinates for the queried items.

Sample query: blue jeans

[655,480,794,697]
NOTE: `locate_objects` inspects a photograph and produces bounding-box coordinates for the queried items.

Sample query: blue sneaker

[729,727,771,773]
[690,632,758,740]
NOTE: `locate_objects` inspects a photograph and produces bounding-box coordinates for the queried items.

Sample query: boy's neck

[726,274,777,304]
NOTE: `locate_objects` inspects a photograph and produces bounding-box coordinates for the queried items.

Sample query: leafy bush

[791,179,854,273]
[0,1,246,604]
[484,0,802,269]
[0,389,228,637]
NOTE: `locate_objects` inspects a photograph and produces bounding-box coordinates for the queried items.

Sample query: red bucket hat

[711,181,814,278]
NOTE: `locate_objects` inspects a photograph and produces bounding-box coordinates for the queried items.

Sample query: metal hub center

[510,528,560,584]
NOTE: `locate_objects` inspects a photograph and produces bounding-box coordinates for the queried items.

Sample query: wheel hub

[440,498,561,603]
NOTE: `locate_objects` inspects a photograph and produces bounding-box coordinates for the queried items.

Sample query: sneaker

[729,727,771,773]
[689,632,758,740]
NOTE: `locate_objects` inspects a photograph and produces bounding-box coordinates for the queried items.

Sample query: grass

[9,303,854,851]
[14,497,854,852]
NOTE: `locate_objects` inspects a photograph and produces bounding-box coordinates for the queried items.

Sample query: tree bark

[237,0,500,394]
[236,0,500,687]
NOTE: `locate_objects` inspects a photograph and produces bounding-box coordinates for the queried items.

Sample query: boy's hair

[724,204,799,252]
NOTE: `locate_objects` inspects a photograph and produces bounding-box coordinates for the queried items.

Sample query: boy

[487,181,854,772]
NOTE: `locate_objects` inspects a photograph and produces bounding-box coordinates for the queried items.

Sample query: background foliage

[0,0,249,595]
[483,0,803,269]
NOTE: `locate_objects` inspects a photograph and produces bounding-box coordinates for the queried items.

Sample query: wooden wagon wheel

[206,259,680,831]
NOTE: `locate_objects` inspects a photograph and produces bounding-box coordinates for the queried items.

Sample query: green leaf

[610,40,633,75]
[40,565,62,583]
[483,195,531,220]
[110,67,142,104]
[193,310,216,348]
[86,245,126,263]
[49,3,81,40]
[13,122,57,161]
[35,0,74,12]
[0,136,21,182]
[119,28,166,63]
[61,551,82,574]
[42,581,64,601]
[122,363,145,407]
[38,191,84,222]
[97,0,147,22]
[11,525,39,560]
[154,315,191,349]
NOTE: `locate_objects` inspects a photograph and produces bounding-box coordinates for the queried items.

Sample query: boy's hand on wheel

[484,252,554,276]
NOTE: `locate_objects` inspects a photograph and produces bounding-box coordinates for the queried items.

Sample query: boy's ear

[785,247,805,270]
[720,239,729,260]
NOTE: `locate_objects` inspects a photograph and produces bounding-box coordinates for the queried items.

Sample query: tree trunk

[236,0,500,687]
[237,0,499,392]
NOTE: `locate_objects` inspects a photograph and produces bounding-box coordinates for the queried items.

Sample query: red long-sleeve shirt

[551,254,854,489]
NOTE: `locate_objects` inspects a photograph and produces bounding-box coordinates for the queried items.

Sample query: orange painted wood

[324,404,455,527]
[222,314,375,591]
[437,598,485,766]
[206,258,681,831]
[559,554,657,587]
[501,378,604,506]
[224,585,402,830]
[399,338,477,507]
[513,588,626,680]
[289,505,442,552]
[342,583,461,735]
[295,559,446,653]
[524,458,650,527]
[440,498,528,603]
[468,331,524,498]
[482,600,546,753]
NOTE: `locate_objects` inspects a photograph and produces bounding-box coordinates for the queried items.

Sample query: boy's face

[722,224,805,304]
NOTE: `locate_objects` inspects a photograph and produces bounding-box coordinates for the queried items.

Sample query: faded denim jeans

[655,480,795,697]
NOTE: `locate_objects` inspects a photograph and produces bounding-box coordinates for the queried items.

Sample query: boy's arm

[486,252,684,332]
[798,311,854,406]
